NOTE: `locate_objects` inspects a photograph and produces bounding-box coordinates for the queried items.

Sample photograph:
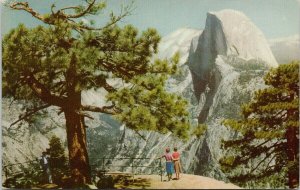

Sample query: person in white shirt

[40,151,52,183]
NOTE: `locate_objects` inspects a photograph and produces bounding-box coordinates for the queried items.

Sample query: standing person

[40,151,53,183]
[172,147,182,180]
[160,147,174,181]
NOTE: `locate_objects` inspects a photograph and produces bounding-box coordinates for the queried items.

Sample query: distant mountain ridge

[269,34,300,64]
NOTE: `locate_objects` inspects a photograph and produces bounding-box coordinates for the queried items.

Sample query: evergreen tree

[219,61,299,188]
[48,135,68,185]
[3,1,191,186]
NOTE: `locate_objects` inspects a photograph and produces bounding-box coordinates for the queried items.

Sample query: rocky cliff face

[188,10,277,100]
[2,9,279,183]
[2,99,66,175]
[186,9,276,179]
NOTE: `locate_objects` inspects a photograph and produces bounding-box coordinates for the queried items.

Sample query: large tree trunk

[286,125,299,188]
[64,54,91,186]
[64,105,91,185]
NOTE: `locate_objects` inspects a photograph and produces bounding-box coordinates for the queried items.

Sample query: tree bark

[64,104,91,186]
[64,54,91,186]
[286,125,298,189]
[286,100,299,189]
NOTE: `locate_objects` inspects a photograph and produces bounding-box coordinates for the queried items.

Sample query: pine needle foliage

[219,61,299,188]
[48,136,68,185]
[2,1,190,139]
[2,1,192,184]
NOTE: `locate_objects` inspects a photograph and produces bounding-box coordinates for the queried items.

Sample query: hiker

[172,147,181,180]
[40,151,53,183]
[160,147,174,181]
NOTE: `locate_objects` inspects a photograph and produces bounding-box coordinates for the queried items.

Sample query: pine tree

[219,61,299,188]
[48,135,68,185]
[3,1,191,186]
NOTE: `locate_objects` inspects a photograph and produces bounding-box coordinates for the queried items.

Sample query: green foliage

[2,1,194,186]
[220,61,299,188]
[193,124,207,138]
[107,56,190,139]
[48,135,68,185]
[3,162,43,188]
[2,1,191,140]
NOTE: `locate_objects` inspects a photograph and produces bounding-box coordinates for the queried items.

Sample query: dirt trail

[115,173,241,189]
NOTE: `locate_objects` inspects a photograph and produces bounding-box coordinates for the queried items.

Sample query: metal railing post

[4,157,159,185]
[131,158,135,182]
[4,166,8,180]
[102,158,105,171]
[159,158,162,182]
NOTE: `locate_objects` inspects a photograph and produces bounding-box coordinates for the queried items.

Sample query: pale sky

[1,0,299,38]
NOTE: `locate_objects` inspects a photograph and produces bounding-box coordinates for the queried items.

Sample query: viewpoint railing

[89,157,164,182]
[2,157,165,182]
[2,160,41,181]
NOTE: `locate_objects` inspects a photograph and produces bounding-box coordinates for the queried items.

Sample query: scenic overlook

[1,0,299,189]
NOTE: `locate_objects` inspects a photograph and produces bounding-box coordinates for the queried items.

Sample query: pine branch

[76,111,94,120]
[240,141,282,165]
[65,0,96,19]
[35,70,65,82]
[250,149,277,173]
[23,73,66,107]
[60,6,82,12]
[10,0,131,33]
[265,165,277,173]
[102,80,117,93]
[81,104,121,114]
[97,9,131,31]
[253,139,271,150]
[100,61,132,79]
[102,58,147,78]
[10,2,52,24]
[54,82,66,97]
[51,81,65,90]
[10,104,51,127]
[89,38,138,53]
[65,2,132,32]
[265,153,277,169]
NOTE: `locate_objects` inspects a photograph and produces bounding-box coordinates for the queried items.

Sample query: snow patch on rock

[156,28,202,66]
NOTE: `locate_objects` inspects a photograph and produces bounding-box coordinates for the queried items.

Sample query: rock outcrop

[188,9,277,101]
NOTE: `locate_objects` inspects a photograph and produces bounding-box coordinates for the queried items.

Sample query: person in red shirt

[172,147,181,180]
[160,147,174,181]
